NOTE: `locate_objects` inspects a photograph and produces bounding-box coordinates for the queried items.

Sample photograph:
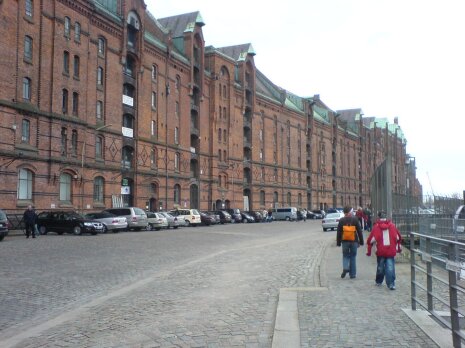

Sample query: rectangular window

[98,38,105,56]
[175,101,179,117]
[64,17,70,38]
[97,67,103,86]
[73,55,80,78]
[96,101,103,120]
[21,119,30,143]
[25,0,33,17]
[72,92,79,116]
[63,51,69,74]
[74,22,81,42]
[59,174,71,201]
[71,130,78,155]
[24,36,33,61]
[61,128,67,156]
[174,127,179,144]
[23,77,31,100]
[151,120,156,136]
[151,92,157,109]
[62,89,68,114]
[174,153,179,170]
[95,136,103,159]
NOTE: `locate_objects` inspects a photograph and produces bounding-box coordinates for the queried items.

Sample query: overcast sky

[146,0,465,197]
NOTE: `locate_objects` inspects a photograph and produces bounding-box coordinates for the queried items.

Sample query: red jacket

[366,219,402,257]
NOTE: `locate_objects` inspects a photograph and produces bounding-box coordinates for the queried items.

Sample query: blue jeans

[376,256,396,287]
[342,241,358,278]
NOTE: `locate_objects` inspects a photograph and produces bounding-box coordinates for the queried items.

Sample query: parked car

[37,211,103,235]
[84,211,127,233]
[246,211,263,222]
[240,212,255,223]
[307,211,323,219]
[212,210,232,224]
[312,209,326,218]
[200,211,218,226]
[0,209,9,241]
[225,208,242,223]
[272,207,298,221]
[322,212,345,231]
[158,211,180,229]
[103,207,148,231]
[146,212,168,230]
[169,209,201,226]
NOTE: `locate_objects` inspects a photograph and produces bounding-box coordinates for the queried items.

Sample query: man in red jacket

[366,211,402,290]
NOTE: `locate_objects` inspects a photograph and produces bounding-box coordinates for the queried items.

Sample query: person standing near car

[337,206,364,279]
[366,211,403,290]
[23,205,37,239]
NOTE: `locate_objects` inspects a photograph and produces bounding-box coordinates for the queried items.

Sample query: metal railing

[409,232,465,347]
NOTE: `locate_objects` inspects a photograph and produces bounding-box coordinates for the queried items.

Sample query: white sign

[121,186,130,195]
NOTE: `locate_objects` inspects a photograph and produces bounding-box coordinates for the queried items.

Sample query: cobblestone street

[1,221,330,347]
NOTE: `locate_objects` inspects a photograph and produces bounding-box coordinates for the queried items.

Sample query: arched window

[174,152,180,170]
[273,191,279,205]
[218,128,222,142]
[174,184,181,205]
[175,75,181,90]
[151,91,157,109]
[123,114,134,129]
[97,67,104,86]
[125,55,135,77]
[96,101,103,120]
[25,0,33,17]
[223,129,227,143]
[151,147,157,168]
[260,190,265,206]
[59,173,72,202]
[17,168,33,200]
[93,176,104,203]
[64,17,71,37]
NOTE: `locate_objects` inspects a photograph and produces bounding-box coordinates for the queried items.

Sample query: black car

[37,211,103,235]
[200,212,218,226]
[0,209,9,241]
[307,211,322,219]
[240,212,255,223]
[213,210,232,224]
[245,211,263,222]
[225,209,242,223]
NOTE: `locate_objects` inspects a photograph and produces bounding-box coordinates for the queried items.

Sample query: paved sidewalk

[294,237,452,347]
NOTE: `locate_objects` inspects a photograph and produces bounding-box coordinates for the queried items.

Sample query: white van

[272,207,298,221]
[454,205,465,233]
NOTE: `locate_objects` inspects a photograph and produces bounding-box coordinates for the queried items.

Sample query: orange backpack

[342,225,356,241]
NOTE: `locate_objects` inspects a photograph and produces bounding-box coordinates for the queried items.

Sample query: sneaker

[341,270,349,278]
[375,283,382,286]
[350,276,356,279]
[389,285,396,290]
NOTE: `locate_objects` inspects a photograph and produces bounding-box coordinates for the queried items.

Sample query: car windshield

[0,210,6,219]
[326,213,342,219]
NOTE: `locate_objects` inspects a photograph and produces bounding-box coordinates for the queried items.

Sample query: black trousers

[25,222,35,237]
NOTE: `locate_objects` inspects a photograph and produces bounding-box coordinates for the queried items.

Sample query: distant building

[0,0,420,213]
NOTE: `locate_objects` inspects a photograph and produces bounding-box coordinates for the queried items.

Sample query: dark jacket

[23,209,37,225]
[336,215,364,246]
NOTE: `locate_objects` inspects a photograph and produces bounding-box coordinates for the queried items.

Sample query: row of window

[17,168,190,206]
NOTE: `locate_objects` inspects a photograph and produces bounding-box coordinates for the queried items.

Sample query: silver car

[103,207,148,231]
[322,212,345,231]
[146,212,168,231]
[85,212,127,233]
[158,212,180,229]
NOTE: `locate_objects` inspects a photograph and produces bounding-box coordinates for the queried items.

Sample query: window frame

[17,168,33,200]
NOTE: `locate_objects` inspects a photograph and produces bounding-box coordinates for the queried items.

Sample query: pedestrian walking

[366,211,403,290]
[23,205,37,239]
[336,206,364,279]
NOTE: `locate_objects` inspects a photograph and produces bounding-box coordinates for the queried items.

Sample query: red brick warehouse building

[0,0,420,213]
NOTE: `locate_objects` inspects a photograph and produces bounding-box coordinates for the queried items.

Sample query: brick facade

[0,0,420,214]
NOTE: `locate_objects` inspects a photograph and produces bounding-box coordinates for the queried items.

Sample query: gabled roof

[217,44,256,61]
[157,12,205,38]
[255,69,283,104]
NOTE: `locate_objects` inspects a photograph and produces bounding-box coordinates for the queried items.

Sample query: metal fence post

[410,232,416,310]
[425,237,433,311]
[448,243,461,348]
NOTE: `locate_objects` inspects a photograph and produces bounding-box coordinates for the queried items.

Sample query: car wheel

[285,217,290,221]
[146,224,152,231]
[156,227,161,231]
[185,220,190,227]
[102,225,108,233]
[91,231,98,235]
[323,228,327,231]
[174,226,178,229]
[57,231,64,235]
[243,219,248,223]
[73,226,82,235]
[0,235,4,241]
[39,226,48,235]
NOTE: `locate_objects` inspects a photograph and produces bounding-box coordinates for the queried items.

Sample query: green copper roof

[313,105,330,124]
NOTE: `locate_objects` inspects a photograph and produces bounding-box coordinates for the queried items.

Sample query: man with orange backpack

[337,206,364,279]
[366,211,403,290]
